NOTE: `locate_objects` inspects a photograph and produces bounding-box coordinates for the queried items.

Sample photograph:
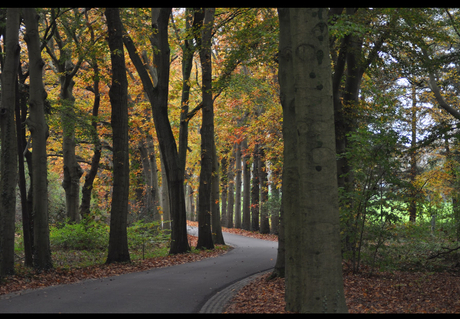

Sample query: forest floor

[2,222,460,313]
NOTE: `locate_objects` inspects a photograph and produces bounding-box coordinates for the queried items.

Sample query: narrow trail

[0,228,277,313]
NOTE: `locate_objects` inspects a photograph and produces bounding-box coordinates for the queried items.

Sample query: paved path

[0,227,277,313]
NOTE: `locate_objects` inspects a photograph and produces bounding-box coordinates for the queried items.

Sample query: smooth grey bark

[138,135,160,222]
[270,180,285,279]
[277,4,297,288]
[220,150,229,227]
[17,57,34,267]
[241,139,251,231]
[251,143,260,232]
[79,16,102,220]
[196,8,215,250]
[270,185,280,235]
[23,7,53,271]
[159,153,170,229]
[60,82,83,223]
[177,8,204,176]
[105,7,131,264]
[0,7,20,277]
[409,85,417,222]
[226,143,236,228]
[279,8,347,313]
[259,147,270,234]
[211,140,225,245]
[234,141,242,228]
[185,181,194,220]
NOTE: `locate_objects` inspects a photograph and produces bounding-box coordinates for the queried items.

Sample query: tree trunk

[17,59,34,267]
[234,142,242,228]
[251,143,260,232]
[242,139,251,231]
[279,8,347,313]
[123,8,190,254]
[61,81,83,223]
[159,151,170,229]
[0,7,20,277]
[79,9,102,221]
[220,149,229,227]
[105,7,131,264]
[79,63,102,220]
[226,143,235,228]
[259,147,270,234]
[44,9,84,224]
[23,7,53,271]
[185,181,194,220]
[409,85,417,222]
[211,140,225,245]
[270,185,280,235]
[138,136,160,222]
[278,4,299,294]
[196,8,216,250]
[270,182,285,279]
[178,8,203,176]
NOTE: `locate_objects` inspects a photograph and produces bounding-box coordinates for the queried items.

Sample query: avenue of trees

[2,7,460,313]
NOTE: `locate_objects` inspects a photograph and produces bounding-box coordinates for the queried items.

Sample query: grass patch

[13,219,175,271]
[356,219,460,274]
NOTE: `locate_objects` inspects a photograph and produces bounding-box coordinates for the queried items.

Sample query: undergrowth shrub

[50,219,109,251]
[127,220,170,259]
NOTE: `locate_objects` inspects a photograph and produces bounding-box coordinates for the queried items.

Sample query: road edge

[198,269,273,313]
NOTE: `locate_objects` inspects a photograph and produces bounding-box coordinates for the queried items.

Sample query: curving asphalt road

[0,226,278,313]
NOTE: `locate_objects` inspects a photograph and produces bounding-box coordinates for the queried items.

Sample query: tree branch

[421,47,460,121]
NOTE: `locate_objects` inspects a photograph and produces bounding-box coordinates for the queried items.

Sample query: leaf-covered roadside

[224,265,460,313]
[0,233,227,297]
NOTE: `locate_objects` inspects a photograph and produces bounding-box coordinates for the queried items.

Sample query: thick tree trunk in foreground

[24,7,53,271]
[196,8,215,250]
[278,8,347,313]
[17,62,34,268]
[105,7,130,264]
[0,8,20,277]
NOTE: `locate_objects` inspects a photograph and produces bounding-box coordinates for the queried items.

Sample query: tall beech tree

[251,143,260,232]
[196,7,216,250]
[122,8,190,254]
[278,8,347,313]
[79,9,104,220]
[211,140,225,244]
[234,141,242,228]
[23,7,53,271]
[0,7,20,277]
[241,139,251,231]
[105,7,130,264]
[44,8,85,223]
[226,144,236,228]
